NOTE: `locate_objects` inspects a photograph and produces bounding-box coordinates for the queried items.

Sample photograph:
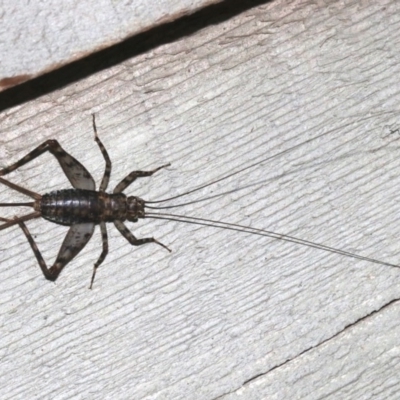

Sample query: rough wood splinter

[0,115,398,288]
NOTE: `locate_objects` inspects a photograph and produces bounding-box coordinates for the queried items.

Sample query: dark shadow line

[212,297,400,399]
[0,0,273,112]
[241,297,400,387]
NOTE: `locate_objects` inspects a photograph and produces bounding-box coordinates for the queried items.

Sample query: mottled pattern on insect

[0,115,170,288]
[1,116,398,289]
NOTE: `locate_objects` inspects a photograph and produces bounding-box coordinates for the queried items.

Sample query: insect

[0,115,398,288]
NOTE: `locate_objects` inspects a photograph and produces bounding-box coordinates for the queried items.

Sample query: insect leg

[113,164,171,194]
[89,221,108,289]
[50,223,96,280]
[92,114,112,192]
[17,220,59,280]
[114,219,171,252]
[0,140,95,190]
[17,221,95,281]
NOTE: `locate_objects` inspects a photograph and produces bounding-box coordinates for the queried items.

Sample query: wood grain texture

[0,0,222,87]
[0,0,399,398]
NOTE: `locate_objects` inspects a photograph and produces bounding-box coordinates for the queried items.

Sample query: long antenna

[146,112,393,205]
[146,129,339,204]
[146,212,399,270]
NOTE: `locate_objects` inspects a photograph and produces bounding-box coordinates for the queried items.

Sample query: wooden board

[0,0,399,398]
[0,0,222,89]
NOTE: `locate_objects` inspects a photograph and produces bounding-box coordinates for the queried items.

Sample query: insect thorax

[35,189,145,226]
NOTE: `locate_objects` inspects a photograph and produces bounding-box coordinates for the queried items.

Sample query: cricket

[0,115,398,288]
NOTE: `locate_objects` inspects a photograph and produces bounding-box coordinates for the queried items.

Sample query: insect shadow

[0,115,398,288]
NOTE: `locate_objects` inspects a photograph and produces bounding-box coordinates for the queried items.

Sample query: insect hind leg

[0,139,95,191]
[17,221,95,282]
[17,220,59,281]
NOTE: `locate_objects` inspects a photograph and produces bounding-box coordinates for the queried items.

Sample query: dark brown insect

[0,115,171,288]
[0,115,398,288]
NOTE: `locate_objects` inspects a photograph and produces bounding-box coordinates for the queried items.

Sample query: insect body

[0,115,398,288]
[40,189,145,225]
[0,115,170,288]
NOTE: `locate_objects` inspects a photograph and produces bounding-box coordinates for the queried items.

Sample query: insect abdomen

[37,189,127,225]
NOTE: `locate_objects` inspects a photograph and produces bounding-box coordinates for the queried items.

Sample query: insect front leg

[89,221,109,289]
[114,220,171,252]
[0,139,95,190]
[17,221,95,282]
[113,164,171,194]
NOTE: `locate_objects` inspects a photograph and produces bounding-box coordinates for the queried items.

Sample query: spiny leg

[92,114,112,192]
[17,221,95,282]
[0,139,95,190]
[89,221,108,289]
[17,220,57,281]
[113,163,171,194]
[114,219,171,252]
[51,223,95,280]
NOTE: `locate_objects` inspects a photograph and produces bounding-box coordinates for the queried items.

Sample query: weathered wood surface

[0,0,222,89]
[0,0,399,398]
